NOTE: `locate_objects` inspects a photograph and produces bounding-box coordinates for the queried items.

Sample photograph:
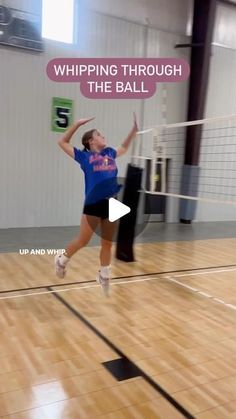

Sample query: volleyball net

[134,114,236,206]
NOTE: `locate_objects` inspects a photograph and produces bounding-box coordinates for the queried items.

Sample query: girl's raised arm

[116,113,138,158]
[58,117,94,158]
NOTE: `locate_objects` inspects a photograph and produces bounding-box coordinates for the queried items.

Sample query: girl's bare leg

[55,214,100,278]
[65,214,100,258]
[100,219,117,266]
[97,219,116,295]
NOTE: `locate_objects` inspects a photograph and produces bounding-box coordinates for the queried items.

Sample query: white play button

[109,198,131,222]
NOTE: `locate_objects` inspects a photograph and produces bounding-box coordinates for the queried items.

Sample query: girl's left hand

[78,117,95,126]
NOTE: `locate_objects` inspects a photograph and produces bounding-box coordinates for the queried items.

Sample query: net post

[151,129,158,193]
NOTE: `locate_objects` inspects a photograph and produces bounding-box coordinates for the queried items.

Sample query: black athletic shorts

[83,198,109,219]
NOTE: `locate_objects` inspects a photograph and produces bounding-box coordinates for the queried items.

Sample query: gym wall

[0,0,190,228]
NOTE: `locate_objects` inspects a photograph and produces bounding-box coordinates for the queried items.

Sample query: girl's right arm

[58,118,94,158]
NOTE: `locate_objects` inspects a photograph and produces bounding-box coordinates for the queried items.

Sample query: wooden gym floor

[0,238,236,418]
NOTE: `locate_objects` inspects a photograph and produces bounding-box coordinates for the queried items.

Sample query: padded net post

[116,164,143,262]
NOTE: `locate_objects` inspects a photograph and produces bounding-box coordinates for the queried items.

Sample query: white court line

[166,277,198,292]
[173,267,236,278]
[0,268,236,312]
[165,276,236,311]
[0,277,157,301]
[0,285,99,300]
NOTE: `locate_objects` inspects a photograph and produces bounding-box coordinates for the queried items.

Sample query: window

[42,0,74,44]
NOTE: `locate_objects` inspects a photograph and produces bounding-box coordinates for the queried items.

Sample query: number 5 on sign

[51,97,73,132]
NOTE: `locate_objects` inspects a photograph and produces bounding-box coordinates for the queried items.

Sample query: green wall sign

[51,97,73,132]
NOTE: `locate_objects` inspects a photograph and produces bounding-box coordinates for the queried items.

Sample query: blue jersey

[74,147,121,204]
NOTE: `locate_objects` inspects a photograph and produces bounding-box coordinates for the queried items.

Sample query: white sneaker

[97,271,110,296]
[55,255,66,279]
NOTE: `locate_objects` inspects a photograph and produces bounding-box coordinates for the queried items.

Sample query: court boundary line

[165,275,236,311]
[0,269,236,310]
[0,277,170,301]
[1,263,236,295]
[172,268,236,278]
[1,267,236,306]
[48,286,195,419]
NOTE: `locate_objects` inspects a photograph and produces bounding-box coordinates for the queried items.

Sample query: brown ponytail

[82,129,96,151]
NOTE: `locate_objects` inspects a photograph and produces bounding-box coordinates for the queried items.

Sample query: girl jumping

[55,114,138,295]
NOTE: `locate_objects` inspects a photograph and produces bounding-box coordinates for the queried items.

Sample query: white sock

[100,265,111,278]
[59,254,70,266]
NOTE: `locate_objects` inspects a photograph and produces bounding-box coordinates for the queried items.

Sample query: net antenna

[135,114,236,206]
[151,128,167,193]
